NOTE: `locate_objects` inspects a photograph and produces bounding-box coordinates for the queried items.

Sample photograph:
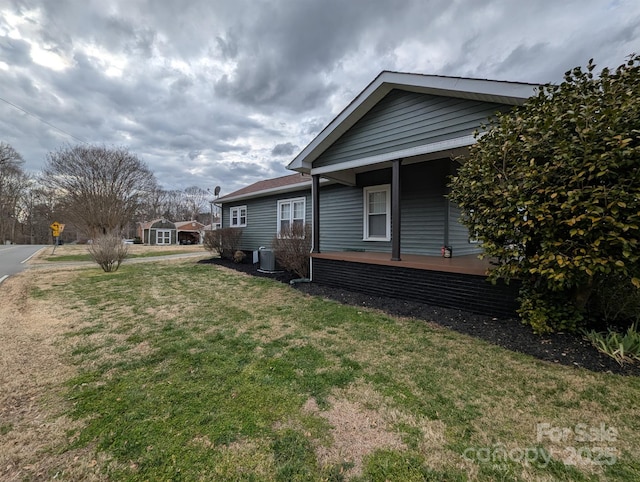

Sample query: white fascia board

[382,72,538,104]
[310,135,477,176]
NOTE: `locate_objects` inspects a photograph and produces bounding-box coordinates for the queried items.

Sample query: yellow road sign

[50,221,63,237]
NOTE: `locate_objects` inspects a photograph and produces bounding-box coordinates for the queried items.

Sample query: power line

[0,94,88,144]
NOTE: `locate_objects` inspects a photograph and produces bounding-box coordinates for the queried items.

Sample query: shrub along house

[220,71,538,317]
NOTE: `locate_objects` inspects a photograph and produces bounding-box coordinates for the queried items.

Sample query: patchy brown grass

[31,243,206,261]
[2,258,639,481]
[0,270,106,481]
[303,393,406,477]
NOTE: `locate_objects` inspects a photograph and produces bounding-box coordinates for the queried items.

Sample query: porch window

[230,205,247,227]
[156,229,172,245]
[277,197,305,235]
[363,184,390,241]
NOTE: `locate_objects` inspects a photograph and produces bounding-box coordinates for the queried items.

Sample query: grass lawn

[5,259,640,481]
[40,244,206,262]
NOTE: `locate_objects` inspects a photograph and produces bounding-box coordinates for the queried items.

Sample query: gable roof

[138,219,175,230]
[175,221,205,231]
[287,71,539,173]
[216,173,312,203]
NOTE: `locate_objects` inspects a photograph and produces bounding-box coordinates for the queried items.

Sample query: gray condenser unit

[258,247,275,272]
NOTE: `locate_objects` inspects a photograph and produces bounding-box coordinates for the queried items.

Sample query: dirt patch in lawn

[0,271,105,481]
[303,395,406,477]
[301,381,461,477]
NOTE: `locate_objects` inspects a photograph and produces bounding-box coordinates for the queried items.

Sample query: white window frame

[363,184,391,241]
[230,205,247,227]
[156,229,172,245]
[277,197,306,236]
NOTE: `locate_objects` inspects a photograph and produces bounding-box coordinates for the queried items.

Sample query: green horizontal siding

[318,160,452,255]
[448,202,483,256]
[319,184,378,252]
[314,90,509,168]
[221,190,311,251]
[221,160,480,257]
[400,160,448,255]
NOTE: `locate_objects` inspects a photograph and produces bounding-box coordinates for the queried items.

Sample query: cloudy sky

[1,0,639,195]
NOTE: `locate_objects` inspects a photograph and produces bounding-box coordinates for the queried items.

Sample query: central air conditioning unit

[258,247,276,272]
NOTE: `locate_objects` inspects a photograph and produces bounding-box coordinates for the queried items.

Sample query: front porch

[310,252,519,318]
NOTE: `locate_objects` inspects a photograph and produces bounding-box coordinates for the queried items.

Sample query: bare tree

[42,145,157,239]
[183,186,209,220]
[0,143,29,244]
[160,189,186,220]
[20,182,70,244]
[138,186,167,220]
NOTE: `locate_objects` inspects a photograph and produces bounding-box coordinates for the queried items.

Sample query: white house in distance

[138,219,206,245]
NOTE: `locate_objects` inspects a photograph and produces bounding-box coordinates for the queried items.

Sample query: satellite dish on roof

[214,186,221,196]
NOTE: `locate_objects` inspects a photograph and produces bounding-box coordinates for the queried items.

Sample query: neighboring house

[138,219,177,245]
[175,221,206,244]
[202,216,221,232]
[220,71,538,317]
[216,173,315,251]
[137,219,205,245]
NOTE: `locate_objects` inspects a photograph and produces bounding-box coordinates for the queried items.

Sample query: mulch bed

[198,257,640,377]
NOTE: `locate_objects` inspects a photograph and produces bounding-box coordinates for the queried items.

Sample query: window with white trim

[156,229,172,245]
[277,197,305,234]
[230,205,247,227]
[363,184,391,241]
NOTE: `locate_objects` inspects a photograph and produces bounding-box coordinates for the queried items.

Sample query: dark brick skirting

[311,257,520,318]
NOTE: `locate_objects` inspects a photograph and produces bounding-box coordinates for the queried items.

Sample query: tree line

[0,143,213,244]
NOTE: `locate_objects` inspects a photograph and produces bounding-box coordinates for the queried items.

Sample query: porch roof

[311,251,493,277]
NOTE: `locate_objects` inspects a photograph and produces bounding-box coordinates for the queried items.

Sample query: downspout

[309,174,321,284]
[312,174,320,254]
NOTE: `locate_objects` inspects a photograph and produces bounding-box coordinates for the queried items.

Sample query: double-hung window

[230,205,247,227]
[156,229,171,245]
[363,184,390,241]
[277,197,305,235]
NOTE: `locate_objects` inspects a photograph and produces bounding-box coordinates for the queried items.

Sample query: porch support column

[312,174,320,253]
[391,158,402,261]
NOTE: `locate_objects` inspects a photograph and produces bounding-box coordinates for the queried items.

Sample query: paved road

[0,245,46,285]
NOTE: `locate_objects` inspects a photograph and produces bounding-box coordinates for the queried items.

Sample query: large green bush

[449,55,640,333]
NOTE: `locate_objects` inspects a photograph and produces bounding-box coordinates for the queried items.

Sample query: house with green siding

[216,173,315,250]
[218,71,538,317]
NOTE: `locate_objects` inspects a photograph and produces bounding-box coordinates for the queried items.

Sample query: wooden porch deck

[311,251,493,276]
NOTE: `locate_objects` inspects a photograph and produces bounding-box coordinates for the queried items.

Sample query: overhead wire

[0,94,88,144]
